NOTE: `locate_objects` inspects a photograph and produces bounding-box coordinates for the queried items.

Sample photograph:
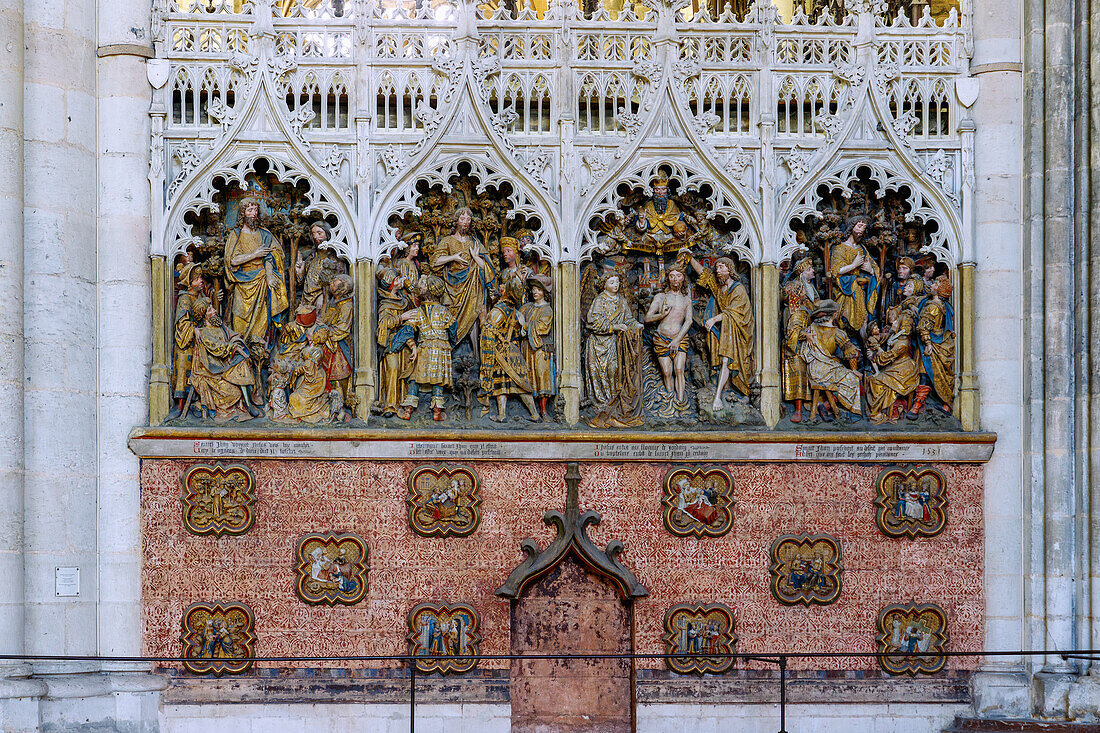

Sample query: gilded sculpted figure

[827,216,880,332]
[644,264,693,402]
[519,277,555,419]
[686,254,755,411]
[884,256,916,310]
[172,263,209,418]
[188,298,262,421]
[430,207,496,356]
[376,237,421,416]
[224,197,289,344]
[479,279,541,422]
[800,299,862,422]
[311,274,354,419]
[396,275,457,422]
[287,345,331,423]
[782,258,816,423]
[865,305,919,424]
[632,177,684,253]
[584,274,644,428]
[910,275,955,418]
[295,221,345,310]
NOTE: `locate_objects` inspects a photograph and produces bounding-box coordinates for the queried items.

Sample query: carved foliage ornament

[181,463,256,536]
[875,602,948,676]
[874,466,947,538]
[407,602,481,674]
[407,464,482,537]
[662,602,737,675]
[180,601,256,676]
[769,533,843,606]
[661,466,735,538]
[294,532,369,605]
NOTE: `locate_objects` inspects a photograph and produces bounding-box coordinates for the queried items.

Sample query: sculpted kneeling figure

[799,299,862,423]
[187,298,262,421]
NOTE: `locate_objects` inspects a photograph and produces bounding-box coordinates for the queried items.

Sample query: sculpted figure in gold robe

[632,177,684,253]
[827,216,880,332]
[686,254,755,412]
[781,258,816,423]
[223,197,289,345]
[396,275,456,422]
[430,207,495,357]
[865,306,919,424]
[519,278,555,419]
[584,274,644,428]
[800,299,862,423]
[171,263,208,418]
[287,345,330,423]
[311,274,354,420]
[295,221,345,310]
[909,275,955,418]
[479,279,541,423]
[188,299,262,421]
[376,238,420,416]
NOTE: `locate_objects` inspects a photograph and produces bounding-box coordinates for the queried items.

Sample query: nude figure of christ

[644,266,693,403]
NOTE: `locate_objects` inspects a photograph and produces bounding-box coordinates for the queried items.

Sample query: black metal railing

[0,649,1076,733]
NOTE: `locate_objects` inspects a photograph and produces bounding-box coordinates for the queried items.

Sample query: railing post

[409,658,416,733]
[778,655,788,733]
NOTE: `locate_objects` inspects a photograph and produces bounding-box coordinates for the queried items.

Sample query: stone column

[0,0,25,669]
[755,263,780,427]
[0,3,45,728]
[1037,0,1078,686]
[355,258,377,417]
[557,261,581,425]
[96,0,157,687]
[23,0,100,686]
[968,0,1030,715]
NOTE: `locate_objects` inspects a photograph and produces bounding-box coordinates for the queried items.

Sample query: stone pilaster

[355,258,377,418]
[95,0,154,676]
[969,0,1029,713]
[755,263,780,427]
[557,261,581,425]
[23,0,100,681]
[0,0,26,680]
[0,4,42,729]
[1036,0,1079,683]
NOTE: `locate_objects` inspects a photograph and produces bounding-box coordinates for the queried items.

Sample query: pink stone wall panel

[141,460,983,672]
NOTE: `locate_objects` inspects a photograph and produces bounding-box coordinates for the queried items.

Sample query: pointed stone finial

[495,463,647,601]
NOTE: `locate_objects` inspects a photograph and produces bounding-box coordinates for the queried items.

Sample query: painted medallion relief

[874,466,948,538]
[407,602,481,674]
[181,462,256,536]
[179,601,256,676]
[769,533,843,605]
[876,602,949,675]
[407,464,482,537]
[294,532,369,605]
[662,602,737,675]
[661,466,735,538]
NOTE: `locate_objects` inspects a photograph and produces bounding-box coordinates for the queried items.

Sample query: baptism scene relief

[165,164,963,433]
[582,174,762,429]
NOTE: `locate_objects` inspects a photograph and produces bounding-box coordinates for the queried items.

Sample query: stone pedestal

[509,556,634,733]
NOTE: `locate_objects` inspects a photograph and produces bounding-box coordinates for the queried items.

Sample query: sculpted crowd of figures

[782,209,957,426]
[167,171,957,430]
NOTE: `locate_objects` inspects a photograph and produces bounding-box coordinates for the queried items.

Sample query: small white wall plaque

[54,566,80,597]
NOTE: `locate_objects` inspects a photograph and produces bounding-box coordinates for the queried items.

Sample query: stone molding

[129,426,997,463]
[96,43,155,59]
